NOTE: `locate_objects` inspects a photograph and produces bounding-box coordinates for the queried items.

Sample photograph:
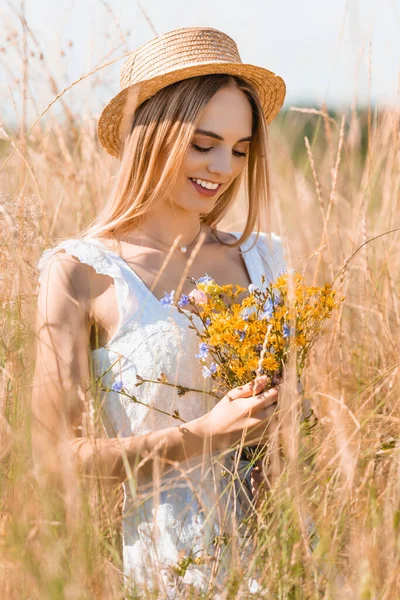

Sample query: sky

[1,0,400,126]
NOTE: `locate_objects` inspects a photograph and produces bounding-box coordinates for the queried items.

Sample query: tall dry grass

[1,10,400,599]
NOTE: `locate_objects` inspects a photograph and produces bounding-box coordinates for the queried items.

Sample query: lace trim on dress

[37,238,135,345]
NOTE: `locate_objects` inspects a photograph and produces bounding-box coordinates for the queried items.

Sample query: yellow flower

[185,269,341,390]
[199,282,223,295]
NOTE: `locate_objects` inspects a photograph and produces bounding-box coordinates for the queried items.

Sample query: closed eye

[192,144,247,158]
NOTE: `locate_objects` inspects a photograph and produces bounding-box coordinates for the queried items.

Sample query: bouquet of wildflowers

[164,271,338,392]
[162,271,339,461]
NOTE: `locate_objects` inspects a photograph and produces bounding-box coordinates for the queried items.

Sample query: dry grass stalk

[0,10,400,598]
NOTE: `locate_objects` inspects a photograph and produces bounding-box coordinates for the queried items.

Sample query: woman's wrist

[177,415,209,457]
[132,416,210,468]
[183,414,226,454]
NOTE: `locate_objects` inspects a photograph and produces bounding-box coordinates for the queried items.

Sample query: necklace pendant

[180,246,188,254]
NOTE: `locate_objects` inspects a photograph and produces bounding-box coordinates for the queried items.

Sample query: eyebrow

[194,128,252,143]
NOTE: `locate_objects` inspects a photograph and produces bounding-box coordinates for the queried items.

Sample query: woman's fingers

[227,376,269,401]
[252,387,279,410]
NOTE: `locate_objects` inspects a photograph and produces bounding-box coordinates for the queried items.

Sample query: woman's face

[168,85,253,215]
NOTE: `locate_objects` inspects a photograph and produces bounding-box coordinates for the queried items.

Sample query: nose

[207,148,233,179]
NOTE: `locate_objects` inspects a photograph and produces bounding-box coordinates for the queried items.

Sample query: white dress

[37,231,286,598]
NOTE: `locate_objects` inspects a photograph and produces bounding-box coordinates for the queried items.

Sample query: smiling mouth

[189,177,221,189]
[188,178,222,197]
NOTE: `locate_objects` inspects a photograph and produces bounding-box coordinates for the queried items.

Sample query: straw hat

[98,27,286,158]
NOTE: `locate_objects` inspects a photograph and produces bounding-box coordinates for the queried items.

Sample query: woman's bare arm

[32,251,279,491]
[31,252,206,489]
[32,250,104,487]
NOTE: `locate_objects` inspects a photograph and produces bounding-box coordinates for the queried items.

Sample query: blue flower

[178,294,190,308]
[283,324,291,338]
[202,363,217,379]
[240,307,254,321]
[273,292,282,306]
[255,344,263,353]
[160,290,175,306]
[235,330,246,341]
[196,274,213,284]
[196,342,209,359]
[204,317,211,327]
[260,299,274,320]
[111,380,123,392]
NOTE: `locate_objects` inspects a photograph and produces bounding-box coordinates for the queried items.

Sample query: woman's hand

[195,376,279,452]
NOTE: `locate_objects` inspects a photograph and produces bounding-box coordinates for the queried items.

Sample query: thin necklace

[137,224,204,254]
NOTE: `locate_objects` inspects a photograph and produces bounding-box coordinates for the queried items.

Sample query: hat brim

[98,61,286,158]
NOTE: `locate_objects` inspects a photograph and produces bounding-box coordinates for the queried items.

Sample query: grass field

[1,33,400,599]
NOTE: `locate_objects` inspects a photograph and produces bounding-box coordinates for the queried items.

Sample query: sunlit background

[1,0,400,126]
[1,3,400,598]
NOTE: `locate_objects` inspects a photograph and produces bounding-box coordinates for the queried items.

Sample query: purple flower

[178,294,190,308]
[196,342,209,359]
[202,363,217,379]
[111,380,123,392]
[273,292,282,306]
[196,274,213,284]
[204,317,211,327]
[240,307,254,321]
[236,330,246,341]
[283,324,291,338]
[260,299,274,320]
[255,344,263,353]
[160,290,175,306]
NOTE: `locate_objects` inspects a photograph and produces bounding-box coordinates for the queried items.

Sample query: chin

[173,198,218,214]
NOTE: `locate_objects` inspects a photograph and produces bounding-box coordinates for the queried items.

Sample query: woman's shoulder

[36,238,94,293]
[36,236,119,289]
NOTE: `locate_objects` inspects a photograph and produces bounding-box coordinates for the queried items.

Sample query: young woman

[32,27,287,596]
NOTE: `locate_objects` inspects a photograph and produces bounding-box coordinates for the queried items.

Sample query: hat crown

[120,27,242,90]
[98,26,286,158]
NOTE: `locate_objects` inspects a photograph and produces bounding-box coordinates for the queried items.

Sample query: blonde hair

[81,74,271,247]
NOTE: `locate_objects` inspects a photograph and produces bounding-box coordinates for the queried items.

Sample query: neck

[137,204,205,248]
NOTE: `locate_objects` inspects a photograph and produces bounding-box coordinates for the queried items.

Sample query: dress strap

[254,232,287,281]
[37,238,139,342]
[230,231,286,287]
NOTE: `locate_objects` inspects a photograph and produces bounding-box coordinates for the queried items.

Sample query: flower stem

[101,386,187,423]
[137,375,220,398]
